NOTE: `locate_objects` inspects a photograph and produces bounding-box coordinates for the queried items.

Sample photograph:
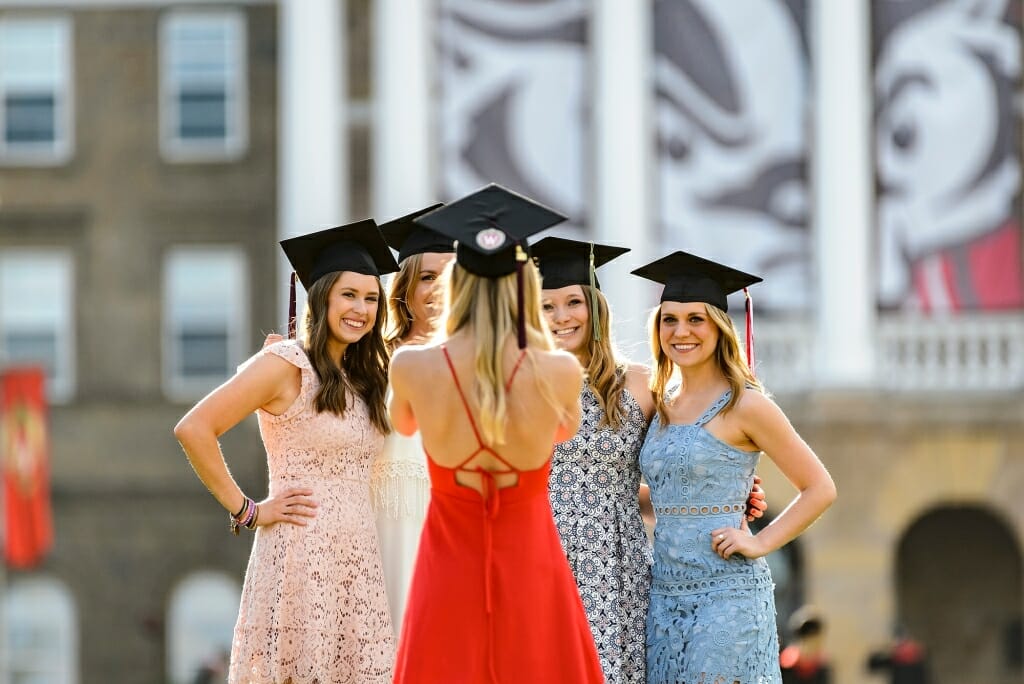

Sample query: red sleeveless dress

[392,347,604,684]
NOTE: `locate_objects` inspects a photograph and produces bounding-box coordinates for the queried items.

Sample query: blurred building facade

[0,1,1020,683]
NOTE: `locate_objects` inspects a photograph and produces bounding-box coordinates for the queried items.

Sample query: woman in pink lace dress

[174,221,399,683]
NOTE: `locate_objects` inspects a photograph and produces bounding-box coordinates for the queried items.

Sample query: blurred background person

[868,624,932,684]
[780,605,832,684]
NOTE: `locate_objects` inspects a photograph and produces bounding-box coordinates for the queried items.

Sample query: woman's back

[391,334,581,486]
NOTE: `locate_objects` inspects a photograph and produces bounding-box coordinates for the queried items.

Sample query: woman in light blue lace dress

[534,237,655,684]
[632,251,836,684]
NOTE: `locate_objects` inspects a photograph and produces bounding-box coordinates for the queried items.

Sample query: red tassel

[288,272,297,339]
[515,244,527,349]
[744,287,754,373]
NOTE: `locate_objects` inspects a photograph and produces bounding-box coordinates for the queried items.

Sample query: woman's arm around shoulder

[623,362,656,422]
[711,389,836,560]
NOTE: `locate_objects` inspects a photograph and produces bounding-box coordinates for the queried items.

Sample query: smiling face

[658,301,720,369]
[541,284,589,355]
[325,271,381,351]
[410,252,454,328]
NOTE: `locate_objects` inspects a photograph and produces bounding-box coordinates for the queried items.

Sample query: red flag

[1,367,53,568]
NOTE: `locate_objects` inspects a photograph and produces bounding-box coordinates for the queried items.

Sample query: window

[160,10,247,161]
[163,246,248,399]
[0,16,73,163]
[166,571,240,684]
[0,249,75,402]
[4,576,78,684]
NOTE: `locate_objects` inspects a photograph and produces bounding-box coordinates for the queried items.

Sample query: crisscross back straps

[440,345,527,472]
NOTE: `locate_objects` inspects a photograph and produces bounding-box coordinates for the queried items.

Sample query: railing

[753,313,1024,393]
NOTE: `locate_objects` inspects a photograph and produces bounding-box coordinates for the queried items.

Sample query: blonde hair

[648,301,762,425]
[384,253,422,350]
[577,286,629,430]
[444,260,561,445]
[301,272,391,434]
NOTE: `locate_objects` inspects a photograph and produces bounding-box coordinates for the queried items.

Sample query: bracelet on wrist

[245,504,260,530]
[229,497,256,536]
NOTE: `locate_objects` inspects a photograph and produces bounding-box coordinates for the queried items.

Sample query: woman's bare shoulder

[535,349,584,390]
[624,361,652,383]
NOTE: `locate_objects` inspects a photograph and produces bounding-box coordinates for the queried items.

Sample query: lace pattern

[370,432,429,520]
[549,384,653,684]
[640,390,781,684]
[229,341,394,683]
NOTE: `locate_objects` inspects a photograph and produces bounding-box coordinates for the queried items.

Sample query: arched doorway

[897,505,1023,684]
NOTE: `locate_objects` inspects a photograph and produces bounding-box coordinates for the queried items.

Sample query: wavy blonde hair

[648,301,762,425]
[575,286,629,430]
[301,272,391,434]
[444,260,562,445]
[384,253,422,350]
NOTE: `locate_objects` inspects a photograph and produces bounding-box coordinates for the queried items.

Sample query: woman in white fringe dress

[375,205,455,633]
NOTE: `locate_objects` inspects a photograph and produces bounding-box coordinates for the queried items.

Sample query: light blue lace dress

[549,383,653,684]
[640,389,781,684]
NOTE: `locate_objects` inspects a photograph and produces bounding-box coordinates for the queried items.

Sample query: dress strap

[694,389,733,427]
[504,349,528,392]
[441,345,485,448]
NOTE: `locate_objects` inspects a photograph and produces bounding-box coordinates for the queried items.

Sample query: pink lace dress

[229,341,395,684]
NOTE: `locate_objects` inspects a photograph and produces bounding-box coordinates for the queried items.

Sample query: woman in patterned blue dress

[632,251,836,684]
[533,237,655,684]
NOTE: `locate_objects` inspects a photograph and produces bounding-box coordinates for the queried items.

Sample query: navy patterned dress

[549,383,653,684]
[640,389,781,684]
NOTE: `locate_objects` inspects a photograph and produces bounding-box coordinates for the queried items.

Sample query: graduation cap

[379,203,454,262]
[531,236,630,342]
[415,184,567,347]
[415,184,566,278]
[531,237,630,290]
[631,250,763,369]
[279,219,399,338]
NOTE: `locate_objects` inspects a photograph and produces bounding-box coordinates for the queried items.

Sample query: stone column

[811,0,876,387]
[277,0,346,325]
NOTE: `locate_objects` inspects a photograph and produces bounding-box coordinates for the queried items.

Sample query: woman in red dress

[387,184,604,684]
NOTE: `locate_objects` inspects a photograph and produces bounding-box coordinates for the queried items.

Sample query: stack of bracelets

[230,496,260,535]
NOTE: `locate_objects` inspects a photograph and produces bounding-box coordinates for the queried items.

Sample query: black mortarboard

[532,237,630,343]
[279,219,399,337]
[414,184,566,278]
[415,184,567,348]
[281,219,399,289]
[630,251,761,311]
[632,251,762,370]
[531,237,630,291]
[379,203,454,262]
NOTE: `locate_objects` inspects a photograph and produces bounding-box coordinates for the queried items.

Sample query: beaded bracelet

[245,505,260,530]
[230,497,256,536]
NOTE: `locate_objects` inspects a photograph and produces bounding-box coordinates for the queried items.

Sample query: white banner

[653,0,810,311]
[436,0,589,233]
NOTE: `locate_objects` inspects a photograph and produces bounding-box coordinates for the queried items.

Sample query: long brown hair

[443,261,561,445]
[648,301,762,425]
[577,285,629,430]
[384,253,422,350]
[301,271,391,434]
